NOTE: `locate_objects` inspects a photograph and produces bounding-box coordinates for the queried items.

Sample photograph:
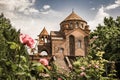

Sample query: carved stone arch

[38,45,51,56]
[69,35,75,56]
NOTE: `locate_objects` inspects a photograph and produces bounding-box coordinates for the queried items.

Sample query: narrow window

[69,35,75,56]
[69,23,73,29]
[84,36,89,54]
[78,40,81,48]
[41,37,44,40]
[45,38,47,43]
[75,22,79,28]
[81,24,84,29]
[59,48,64,53]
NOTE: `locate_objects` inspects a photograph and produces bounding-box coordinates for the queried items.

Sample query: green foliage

[48,62,69,80]
[7,42,20,50]
[0,13,28,60]
[90,16,120,61]
[0,13,51,80]
[30,61,50,80]
[89,16,120,79]
[69,51,117,80]
[0,13,119,80]
[0,13,30,80]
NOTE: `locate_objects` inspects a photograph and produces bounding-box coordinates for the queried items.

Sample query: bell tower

[37,27,51,56]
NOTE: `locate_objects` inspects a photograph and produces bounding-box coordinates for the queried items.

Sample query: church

[30,11,90,69]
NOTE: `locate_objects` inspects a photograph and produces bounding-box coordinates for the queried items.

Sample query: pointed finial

[43,27,45,29]
[72,8,74,13]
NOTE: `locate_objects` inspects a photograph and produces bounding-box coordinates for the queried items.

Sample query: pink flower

[94,65,99,68]
[19,34,35,48]
[39,58,48,66]
[80,66,85,71]
[80,72,86,77]
[58,78,62,80]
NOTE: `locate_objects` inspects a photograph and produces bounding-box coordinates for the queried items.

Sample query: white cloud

[88,0,120,30]
[95,6,109,20]
[115,0,120,4]
[0,0,36,12]
[39,5,51,14]
[0,0,64,39]
[105,0,120,10]
[88,6,109,30]
[106,4,119,10]
[28,8,39,13]
[91,7,95,10]
[0,0,40,16]
[10,9,63,39]
[43,5,50,10]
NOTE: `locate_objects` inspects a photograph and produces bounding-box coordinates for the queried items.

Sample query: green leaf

[15,55,27,63]
[7,42,20,50]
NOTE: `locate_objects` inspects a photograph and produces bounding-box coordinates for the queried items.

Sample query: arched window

[40,51,48,56]
[84,36,89,54]
[69,35,75,56]
[65,24,69,29]
[41,37,44,40]
[59,48,64,53]
[81,24,84,29]
[44,38,47,43]
[78,40,81,48]
[75,22,79,28]
[69,23,73,29]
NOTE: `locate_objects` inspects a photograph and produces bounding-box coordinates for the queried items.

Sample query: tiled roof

[39,27,49,36]
[63,11,83,21]
[50,31,62,37]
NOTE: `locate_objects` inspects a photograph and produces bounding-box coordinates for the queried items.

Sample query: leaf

[12,64,17,71]
[17,64,24,71]
[16,72,26,76]
[0,67,3,75]
[7,42,20,50]
[105,34,109,39]
[20,56,27,63]
[32,62,41,67]
[15,55,27,63]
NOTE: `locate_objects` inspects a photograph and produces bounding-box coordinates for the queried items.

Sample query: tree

[0,13,30,79]
[90,16,120,78]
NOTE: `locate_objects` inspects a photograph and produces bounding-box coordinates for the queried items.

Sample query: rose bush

[68,51,117,80]
[39,58,49,66]
[20,33,35,48]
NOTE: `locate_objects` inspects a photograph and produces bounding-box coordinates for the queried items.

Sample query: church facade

[37,11,90,58]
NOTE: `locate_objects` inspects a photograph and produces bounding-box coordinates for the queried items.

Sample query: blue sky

[0,0,120,39]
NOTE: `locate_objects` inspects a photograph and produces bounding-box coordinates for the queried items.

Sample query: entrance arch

[40,51,48,56]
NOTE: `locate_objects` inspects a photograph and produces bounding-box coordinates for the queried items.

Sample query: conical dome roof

[63,11,84,22]
[39,27,49,36]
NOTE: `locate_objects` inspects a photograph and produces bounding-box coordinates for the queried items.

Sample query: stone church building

[30,11,90,69]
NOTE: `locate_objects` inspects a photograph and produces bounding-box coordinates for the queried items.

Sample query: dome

[61,11,86,23]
